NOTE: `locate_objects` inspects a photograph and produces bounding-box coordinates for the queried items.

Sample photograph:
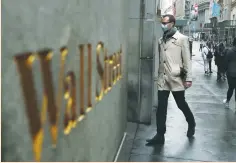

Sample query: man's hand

[184,81,192,89]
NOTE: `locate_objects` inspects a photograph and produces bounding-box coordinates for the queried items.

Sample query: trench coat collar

[160,30,179,44]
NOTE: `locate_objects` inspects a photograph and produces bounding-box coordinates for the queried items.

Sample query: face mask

[161,24,169,32]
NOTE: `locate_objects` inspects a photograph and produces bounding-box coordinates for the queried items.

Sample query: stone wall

[1,0,129,161]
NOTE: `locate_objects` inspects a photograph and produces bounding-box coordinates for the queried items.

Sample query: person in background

[189,38,193,57]
[207,40,212,50]
[214,41,220,77]
[213,41,218,52]
[202,44,210,75]
[207,44,213,74]
[215,42,226,81]
[223,37,236,111]
[199,40,203,52]
[222,47,229,80]
[147,14,196,145]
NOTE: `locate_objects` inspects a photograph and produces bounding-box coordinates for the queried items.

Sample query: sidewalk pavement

[117,41,236,162]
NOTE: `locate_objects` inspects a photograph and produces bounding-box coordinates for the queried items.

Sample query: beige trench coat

[155,31,192,91]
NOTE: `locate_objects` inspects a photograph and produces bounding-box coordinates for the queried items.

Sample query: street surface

[118,41,236,162]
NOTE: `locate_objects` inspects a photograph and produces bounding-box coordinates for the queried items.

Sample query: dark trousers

[209,59,212,72]
[226,75,236,102]
[156,90,195,135]
[217,66,226,80]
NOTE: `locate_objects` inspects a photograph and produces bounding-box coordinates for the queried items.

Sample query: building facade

[159,0,174,15]
[2,0,130,161]
[204,0,236,44]
[231,0,236,20]
[194,0,210,32]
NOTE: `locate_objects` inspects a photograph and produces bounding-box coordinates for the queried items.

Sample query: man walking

[147,14,196,145]
[202,44,210,75]
[199,40,203,52]
[207,45,213,74]
[223,37,236,111]
[215,42,226,81]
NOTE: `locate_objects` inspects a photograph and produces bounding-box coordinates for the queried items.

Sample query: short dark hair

[162,14,176,25]
[233,37,236,46]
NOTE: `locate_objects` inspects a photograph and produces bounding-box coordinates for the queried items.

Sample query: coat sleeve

[181,36,192,82]
[154,39,161,81]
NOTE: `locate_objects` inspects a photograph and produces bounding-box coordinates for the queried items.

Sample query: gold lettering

[63,71,77,135]
[119,47,122,79]
[104,49,109,93]
[37,49,58,146]
[112,54,117,85]
[57,47,68,120]
[14,48,59,161]
[107,55,113,91]
[14,53,43,162]
[96,42,105,101]
[116,52,121,80]
[86,44,92,112]
[14,42,123,161]
[78,45,85,121]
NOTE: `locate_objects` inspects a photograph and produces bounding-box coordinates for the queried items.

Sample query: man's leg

[206,59,209,73]
[226,75,234,102]
[234,78,236,111]
[217,66,221,81]
[146,90,170,144]
[218,65,223,80]
[209,59,212,73]
[172,91,196,137]
[156,90,170,135]
[203,59,207,73]
[233,77,236,103]
[224,75,235,108]
[204,59,209,74]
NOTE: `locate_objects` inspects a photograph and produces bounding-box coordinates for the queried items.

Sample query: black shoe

[210,71,213,73]
[146,133,165,145]
[187,124,196,137]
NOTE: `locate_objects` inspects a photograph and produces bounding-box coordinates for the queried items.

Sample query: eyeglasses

[161,22,171,25]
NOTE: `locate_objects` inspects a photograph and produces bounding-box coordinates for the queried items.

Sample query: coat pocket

[170,64,181,77]
[156,73,164,87]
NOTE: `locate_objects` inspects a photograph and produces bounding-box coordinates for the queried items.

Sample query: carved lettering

[103,49,109,94]
[14,42,123,161]
[86,44,92,112]
[112,54,118,84]
[37,49,58,146]
[118,46,122,80]
[63,71,77,135]
[116,52,121,80]
[57,47,68,119]
[14,49,59,161]
[78,45,86,121]
[14,53,43,162]
[96,42,105,101]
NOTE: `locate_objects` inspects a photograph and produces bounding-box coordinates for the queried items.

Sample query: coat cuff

[185,77,192,82]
